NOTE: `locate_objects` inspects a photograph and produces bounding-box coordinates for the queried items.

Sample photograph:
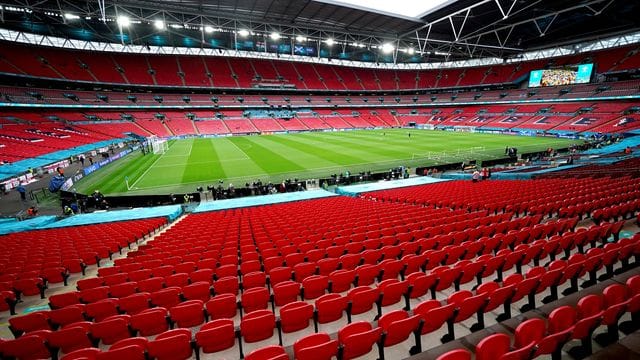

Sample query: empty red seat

[90,315,132,345]
[0,333,52,360]
[337,321,382,360]
[170,299,205,328]
[240,309,278,346]
[195,318,236,358]
[279,301,314,333]
[130,307,169,336]
[293,332,339,360]
[147,328,193,360]
[244,345,288,360]
[378,309,422,356]
[207,293,239,319]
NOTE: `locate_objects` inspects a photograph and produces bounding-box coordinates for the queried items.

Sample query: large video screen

[528,63,593,87]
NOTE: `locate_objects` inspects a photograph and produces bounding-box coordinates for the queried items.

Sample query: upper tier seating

[1,41,639,90]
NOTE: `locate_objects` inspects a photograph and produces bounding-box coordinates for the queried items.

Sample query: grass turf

[73,129,579,195]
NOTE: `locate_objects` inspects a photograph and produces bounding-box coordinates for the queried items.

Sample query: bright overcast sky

[319,0,453,18]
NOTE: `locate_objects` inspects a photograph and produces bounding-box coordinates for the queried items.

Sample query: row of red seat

[5,235,637,360]
[3,42,635,90]
[439,275,640,360]
[0,218,167,313]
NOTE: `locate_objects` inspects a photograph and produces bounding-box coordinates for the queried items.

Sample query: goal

[149,136,169,154]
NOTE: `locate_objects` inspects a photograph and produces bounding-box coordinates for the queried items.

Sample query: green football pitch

[74,129,579,195]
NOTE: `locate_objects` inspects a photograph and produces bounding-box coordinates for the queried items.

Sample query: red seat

[244,345,288,360]
[337,321,382,360]
[347,286,380,320]
[79,286,110,303]
[214,276,239,295]
[182,281,212,302]
[269,267,292,287]
[48,325,93,355]
[435,349,472,360]
[96,344,145,360]
[128,269,152,282]
[533,306,575,359]
[170,299,205,328]
[243,271,267,290]
[8,311,51,337]
[406,272,436,299]
[293,332,339,360]
[49,292,81,309]
[49,304,86,328]
[412,299,455,336]
[118,292,151,315]
[328,269,356,293]
[195,318,236,355]
[570,294,603,356]
[240,309,277,345]
[90,315,132,345]
[475,333,511,360]
[150,287,182,308]
[514,318,545,349]
[85,298,119,322]
[103,273,128,286]
[238,287,269,315]
[42,267,69,285]
[130,307,170,336]
[273,280,301,307]
[378,309,422,356]
[147,328,193,360]
[206,293,239,319]
[137,277,165,293]
[0,333,52,360]
[355,264,380,286]
[109,282,138,298]
[60,348,101,360]
[279,301,314,333]
[314,293,348,327]
[14,277,45,298]
[302,275,329,299]
[377,279,409,309]
[165,273,190,288]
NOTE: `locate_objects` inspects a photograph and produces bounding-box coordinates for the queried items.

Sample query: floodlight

[296,35,307,42]
[270,32,281,40]
[381,43,394,54]
[64,13,80,20]
[204,26,214,33]
[238,29,250,37]
[154,20,165,30]
[117,16,130,27]
[325,38,335,46]
[407,47,415,55]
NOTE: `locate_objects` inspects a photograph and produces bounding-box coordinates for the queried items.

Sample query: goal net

[149,136,169,154]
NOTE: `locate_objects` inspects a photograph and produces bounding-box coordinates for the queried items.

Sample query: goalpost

[148,136,169,155]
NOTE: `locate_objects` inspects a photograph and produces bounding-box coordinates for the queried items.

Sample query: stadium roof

[0,0,638,63]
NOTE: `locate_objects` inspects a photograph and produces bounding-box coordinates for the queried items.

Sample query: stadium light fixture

[238,29,250,37]
[381,43,394,54]
[325,38,335,46]
[204,26,214,33]
[407,47,415,55]
[117,16,130,27]
[270,32,281,40]
[154,20,165,30]
[64,13,80,20]
[296,35,307,42]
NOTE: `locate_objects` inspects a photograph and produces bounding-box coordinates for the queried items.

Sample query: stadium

[0,0,639,359]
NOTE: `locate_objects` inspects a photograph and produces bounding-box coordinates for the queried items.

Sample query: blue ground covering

[0,138,127,179]
[194,190,337,213]
[0,216,57,235]
[39,205,183,229]
[335,176,450,196]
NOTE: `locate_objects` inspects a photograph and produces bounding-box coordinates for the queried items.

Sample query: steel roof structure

[0,0,638,63]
